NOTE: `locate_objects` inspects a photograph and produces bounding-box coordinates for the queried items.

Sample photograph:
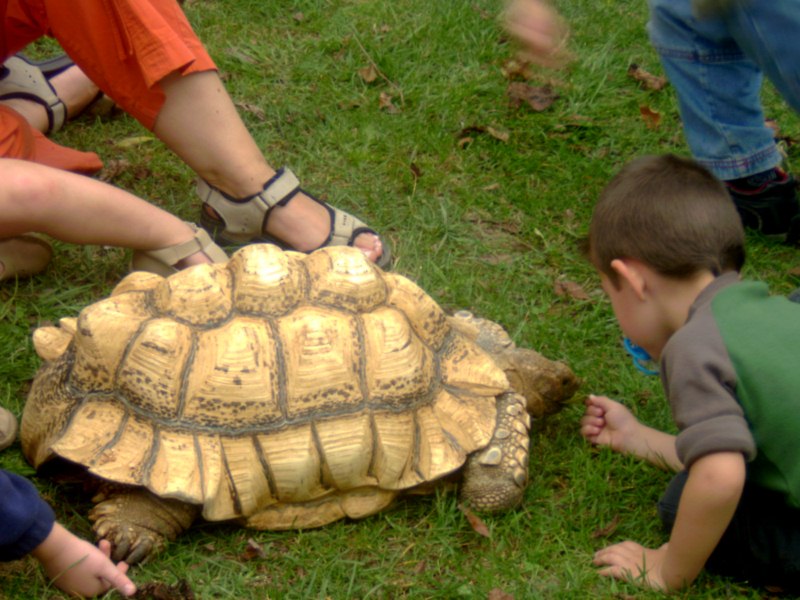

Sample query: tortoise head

[447,311,579,418]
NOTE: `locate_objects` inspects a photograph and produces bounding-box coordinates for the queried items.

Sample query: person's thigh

[37,0,216,129]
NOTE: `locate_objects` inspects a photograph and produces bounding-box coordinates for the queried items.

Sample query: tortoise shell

[22,245,511,528]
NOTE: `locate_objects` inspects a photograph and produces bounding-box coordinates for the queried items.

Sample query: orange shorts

[0,105,102,173]
[2,0,217,128]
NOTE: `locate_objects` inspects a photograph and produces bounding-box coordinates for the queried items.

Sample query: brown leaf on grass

[358,64,378,83]
[627,63,667,91]
[501,56,534,81]
[457,125,509,145]
[225,47,259,65]
[410,162,422,180]
[379,91,399,113]
[554,279,590,301]
[97,158,131,182]
[488,589,515,600]
[292,11,304,22]
[240,538,266,560]
[507,83,559,112]
[639,105,661,129]
[234,101,266,121]
[131,580,196,599]
[591,514,621,539]
[458,503,491,538]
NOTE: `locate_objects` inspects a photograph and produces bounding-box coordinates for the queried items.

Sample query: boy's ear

[610,258,647,300]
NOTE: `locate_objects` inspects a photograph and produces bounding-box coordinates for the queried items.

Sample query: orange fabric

[0,105,102,173]
[2,0,216,128]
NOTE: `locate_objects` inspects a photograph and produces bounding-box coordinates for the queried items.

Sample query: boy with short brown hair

[581,153,800,592]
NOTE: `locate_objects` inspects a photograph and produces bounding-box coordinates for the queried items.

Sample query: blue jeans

[647,0,800,180]
[659,471,800,591]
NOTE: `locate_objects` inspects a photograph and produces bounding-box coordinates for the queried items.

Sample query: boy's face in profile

[598,265,669,361]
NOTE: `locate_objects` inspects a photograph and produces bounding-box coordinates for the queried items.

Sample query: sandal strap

[0,56,67,134]
[325,204,374,247]
[131,223,228,276]
[196,167,301,243]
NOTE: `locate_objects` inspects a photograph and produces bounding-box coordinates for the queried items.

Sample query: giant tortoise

[21,244,577,563]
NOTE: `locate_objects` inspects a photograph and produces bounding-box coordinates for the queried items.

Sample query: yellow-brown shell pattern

[24,245,509,523]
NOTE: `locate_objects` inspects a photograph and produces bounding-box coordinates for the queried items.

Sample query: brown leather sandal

[0,233,53,281]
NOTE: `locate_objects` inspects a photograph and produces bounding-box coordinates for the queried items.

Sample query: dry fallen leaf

[627,63,667,91]
[131,580,196,600]
[639,105,661,130]
[410,162,422,179]
[292,11,304,22]
[379,91,399,113]
[240,538,266,561]
[97,158,131,182]
[358,64,378,83]
[234,101,265,121]
[115,135,155,149]
[501,56,534,81]
[457,125,509,145]
[458,503,491,538]
[591,514,621,538]
[554,279,590,301]
[488,589,515,600]
[507,82,559,112]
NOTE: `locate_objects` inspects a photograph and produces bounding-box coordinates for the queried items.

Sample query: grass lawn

[2,0,798,598]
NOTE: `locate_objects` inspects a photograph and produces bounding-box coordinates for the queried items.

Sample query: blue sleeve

[0,469,55,561]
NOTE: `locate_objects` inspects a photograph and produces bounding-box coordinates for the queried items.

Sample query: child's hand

[580,394,641,453]
[593,540,670,590]
[503,0,572,68]
[31,523,136,597]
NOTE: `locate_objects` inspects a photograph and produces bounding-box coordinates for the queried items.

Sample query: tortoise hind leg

[89,484,200,564]
[460,392,530,511]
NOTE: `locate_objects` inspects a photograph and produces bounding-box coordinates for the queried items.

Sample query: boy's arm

[31,522,136,597]
[594,451,745,590]
[581,395,682,471]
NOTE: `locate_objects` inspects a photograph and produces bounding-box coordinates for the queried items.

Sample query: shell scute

[279,305,363,417]
[183,318,282,429]
[117,318,192,421]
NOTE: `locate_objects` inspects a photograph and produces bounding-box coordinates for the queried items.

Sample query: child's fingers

[100,565,137,597]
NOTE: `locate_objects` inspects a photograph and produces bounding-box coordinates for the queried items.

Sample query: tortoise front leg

[460,392,530,511]
[89,484,200,564]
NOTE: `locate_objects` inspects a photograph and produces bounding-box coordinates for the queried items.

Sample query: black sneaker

[726,169,800,243]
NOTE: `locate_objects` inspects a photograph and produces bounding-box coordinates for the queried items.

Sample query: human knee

[0,160,61,215]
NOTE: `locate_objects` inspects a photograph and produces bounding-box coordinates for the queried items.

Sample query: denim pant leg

[658,471,800,591]
[646,0,781,180]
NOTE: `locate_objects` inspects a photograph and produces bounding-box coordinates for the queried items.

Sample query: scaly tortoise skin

[21,244,577,564]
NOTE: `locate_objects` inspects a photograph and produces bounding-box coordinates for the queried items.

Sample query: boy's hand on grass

[503,0,572,68]
[593,540,670,591]
[31,523,137,597]
[580,394,641,454]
